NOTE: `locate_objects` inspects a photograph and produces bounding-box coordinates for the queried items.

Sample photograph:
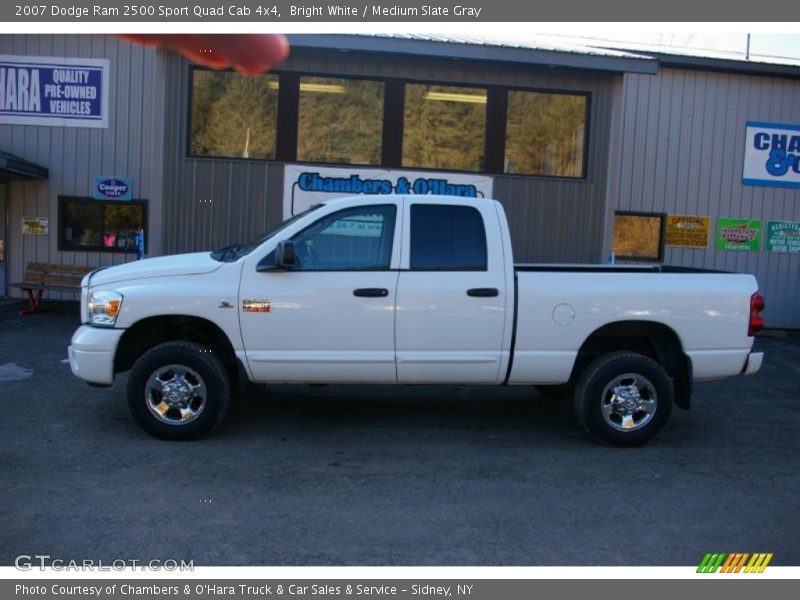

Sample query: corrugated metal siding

[0,34,164,299]
[494,72,617,264]
[162,52,284,255]
[163,48,614,262]
[613,67,800,328]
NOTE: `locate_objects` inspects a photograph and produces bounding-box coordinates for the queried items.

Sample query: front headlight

[87,290,123,327]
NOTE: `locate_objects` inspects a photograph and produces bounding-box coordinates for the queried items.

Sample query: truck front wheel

[127,341,230,440]
[574,352,674,447]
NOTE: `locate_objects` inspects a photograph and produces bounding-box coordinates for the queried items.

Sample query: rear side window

[410,204,487,271]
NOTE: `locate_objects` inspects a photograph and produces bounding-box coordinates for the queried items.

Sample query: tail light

[748,292,765,336]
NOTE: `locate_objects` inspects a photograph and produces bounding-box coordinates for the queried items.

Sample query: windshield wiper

[211,244,244,262]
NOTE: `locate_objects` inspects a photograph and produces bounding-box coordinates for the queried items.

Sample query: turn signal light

[106,300,121,318]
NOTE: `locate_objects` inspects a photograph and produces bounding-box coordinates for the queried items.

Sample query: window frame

[612,210,667,263]
[502,85,591,180]
[400,80,490,174]
[184,67,592,181]
[295,73,388,168]
[186,65,282,161]
[58,195,148,254]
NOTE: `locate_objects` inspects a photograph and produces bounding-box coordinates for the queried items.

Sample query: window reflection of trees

[613,213,664,261]
[403,84,486,172]
[297,77,384,165]
[188,69,589,179]
[505,91,586,178]
[190,70,279,159]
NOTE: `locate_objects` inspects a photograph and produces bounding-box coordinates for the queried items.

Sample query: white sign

[283,164,494,218]
[0,55,109,128]
[743,121,800,189]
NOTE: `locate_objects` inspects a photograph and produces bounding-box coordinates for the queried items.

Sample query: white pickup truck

[69,195,765,446]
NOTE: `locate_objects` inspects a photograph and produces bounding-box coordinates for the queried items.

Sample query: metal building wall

[161,52,285,256]
[0,34,165,298]
[613,67,800,328]
[162,48,616,263]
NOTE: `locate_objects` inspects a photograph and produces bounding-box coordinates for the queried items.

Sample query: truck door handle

[467,288,499,297]
[353,288,389,298]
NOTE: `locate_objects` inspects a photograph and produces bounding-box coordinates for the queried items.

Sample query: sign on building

[766,220,800,254]
[22,216,48,235]
[716,218,761,252]
[283,164,494,218]
[94,176,132,200]
[743,121,800,189]
[665,214,710,248]
[0,55,109,128]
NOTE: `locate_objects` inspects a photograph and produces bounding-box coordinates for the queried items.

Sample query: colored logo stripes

[697,552,773,573]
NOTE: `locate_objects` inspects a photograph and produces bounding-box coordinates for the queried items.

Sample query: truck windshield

[210,205,324,262]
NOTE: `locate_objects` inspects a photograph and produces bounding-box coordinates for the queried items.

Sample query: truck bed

[508,267,758,385]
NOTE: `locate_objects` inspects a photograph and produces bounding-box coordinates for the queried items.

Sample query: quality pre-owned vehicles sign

[0,55,109,128]
[743,121,800,189]
[284,164,494,217]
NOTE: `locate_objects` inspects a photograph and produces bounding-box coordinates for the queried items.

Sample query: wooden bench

[10,262,97,315]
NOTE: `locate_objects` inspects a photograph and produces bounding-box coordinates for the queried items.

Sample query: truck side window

[289,205,397,271]
[410,204,487,271]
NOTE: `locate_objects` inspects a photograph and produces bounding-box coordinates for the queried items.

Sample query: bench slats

[10,283,82,292]
[20,272,86,287]
[26,263,95,276]
[11,262,99,315]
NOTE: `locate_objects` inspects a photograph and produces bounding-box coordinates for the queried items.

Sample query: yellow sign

[666,214,710,248]
[22,216,49,236]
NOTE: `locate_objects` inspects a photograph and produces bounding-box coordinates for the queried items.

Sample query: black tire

[535,384,574,401]
[573,351,674,447]
[127,341,230,440]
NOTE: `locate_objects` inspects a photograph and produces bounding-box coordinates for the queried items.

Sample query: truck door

[239,203,401,383]
[395,199,510,383]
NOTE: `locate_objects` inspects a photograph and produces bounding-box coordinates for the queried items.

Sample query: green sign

[716,218,761,252]
[766,220,800,254]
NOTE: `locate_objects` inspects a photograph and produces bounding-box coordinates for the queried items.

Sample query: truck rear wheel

[574,352,673,447]
[127,341,230,440]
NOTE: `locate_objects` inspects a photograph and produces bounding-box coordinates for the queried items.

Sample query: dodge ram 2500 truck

[69,195,765,446]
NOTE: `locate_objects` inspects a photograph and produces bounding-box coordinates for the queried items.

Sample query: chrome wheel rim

[145,364,207,426]
[600,372,657,432]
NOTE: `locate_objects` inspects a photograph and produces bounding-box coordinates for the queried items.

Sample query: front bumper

[68,325,125,385]
[742,351,764,376]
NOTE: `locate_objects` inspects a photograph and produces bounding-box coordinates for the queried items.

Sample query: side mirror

[256,240,296,272]
[275,240,296,268]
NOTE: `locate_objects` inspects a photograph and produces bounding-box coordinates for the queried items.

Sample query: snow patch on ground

[0,363,34,381]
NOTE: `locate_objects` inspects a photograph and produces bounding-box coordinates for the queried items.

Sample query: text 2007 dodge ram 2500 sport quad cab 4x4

[69,195,765,446]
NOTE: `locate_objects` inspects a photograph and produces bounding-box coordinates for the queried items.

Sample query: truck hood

[86,252,223,287]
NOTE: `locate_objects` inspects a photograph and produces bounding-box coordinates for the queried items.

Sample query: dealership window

[59,197,147,253]
[402,84,487,172]
[612,212,665,262]
[190,70,279,159]
[410,204,487,270]
[297,76,385,165]
[505,91,588,177]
